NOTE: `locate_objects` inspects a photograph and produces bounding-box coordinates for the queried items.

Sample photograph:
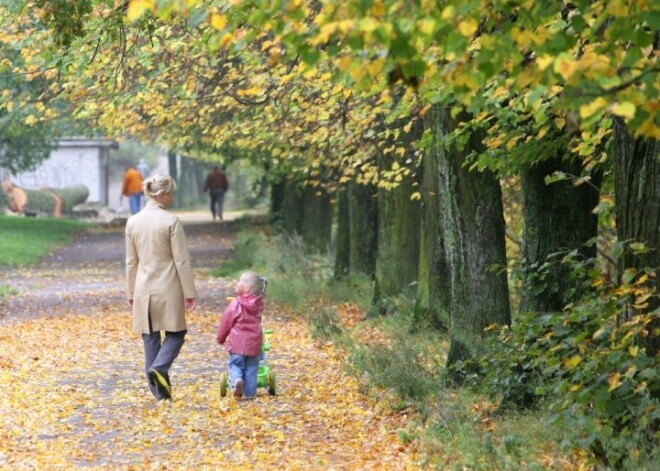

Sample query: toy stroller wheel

[219,372,228,397]
[268,370,277,396]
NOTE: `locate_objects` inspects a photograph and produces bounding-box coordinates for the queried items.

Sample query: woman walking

[125,174,197,401]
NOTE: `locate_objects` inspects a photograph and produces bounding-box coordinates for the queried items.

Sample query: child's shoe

[233,379,243,398]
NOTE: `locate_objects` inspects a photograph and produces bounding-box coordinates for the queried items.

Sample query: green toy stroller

[219,329,276,397]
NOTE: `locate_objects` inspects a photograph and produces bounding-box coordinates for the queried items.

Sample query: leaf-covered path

[0,216,414,469]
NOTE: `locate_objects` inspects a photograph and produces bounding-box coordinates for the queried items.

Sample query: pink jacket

[216,294,263,356]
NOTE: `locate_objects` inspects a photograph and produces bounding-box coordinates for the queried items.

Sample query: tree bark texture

[334,186,351,277]
[612,117,659,355]
[371,125,421,313]
[348,180,378,277]
[436,111,511,367]
[270,181,285,223]
[301,185,333,253]
[519,153,601,313]
[415,104,451,330]
[282,177,304,236]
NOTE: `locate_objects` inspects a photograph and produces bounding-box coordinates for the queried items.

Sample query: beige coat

[125,200,197,334]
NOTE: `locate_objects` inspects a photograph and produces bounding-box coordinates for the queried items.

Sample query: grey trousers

[142,329,186,400]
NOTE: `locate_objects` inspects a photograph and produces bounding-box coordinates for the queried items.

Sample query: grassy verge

[212,225,583,469]
[0,215,91,267]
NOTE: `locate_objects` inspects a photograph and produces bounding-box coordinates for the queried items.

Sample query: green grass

[0,285,18,298]
[0,215,91,267]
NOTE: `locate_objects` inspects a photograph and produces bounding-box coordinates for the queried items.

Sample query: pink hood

[216,294,264,356]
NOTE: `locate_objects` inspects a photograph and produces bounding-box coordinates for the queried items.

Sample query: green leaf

[390,36,416,58]
[544,171,569,185]
[299,46,320,66]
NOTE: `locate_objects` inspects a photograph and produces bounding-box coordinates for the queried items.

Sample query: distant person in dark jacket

[203,165,229,220]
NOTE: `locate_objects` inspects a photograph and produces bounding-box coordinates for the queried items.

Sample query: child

[216,271,267,399]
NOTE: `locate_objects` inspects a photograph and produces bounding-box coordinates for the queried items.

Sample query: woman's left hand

[185,298,196,312]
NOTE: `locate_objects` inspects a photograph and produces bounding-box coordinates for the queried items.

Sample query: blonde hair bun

[143,174,177,200]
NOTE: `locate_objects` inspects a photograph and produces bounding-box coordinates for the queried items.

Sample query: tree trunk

[168,150,177,181]
[301,185,333,253]
[519,152,601,313]
[415,104,451,331]
[612,117,659,356]
[348,180,378,277]
[176,155,193,208]
[437,111,511,369]
[270,180,285,223]
[334,186,350,278]
[282,177,304,236]
[371,124,421,314]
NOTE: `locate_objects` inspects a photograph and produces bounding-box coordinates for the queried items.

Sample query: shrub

[469,265,659,469]
[347,327,441,404]
[308,308,343,340]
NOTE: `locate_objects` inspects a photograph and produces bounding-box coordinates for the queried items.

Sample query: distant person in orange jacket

[122,165,143,214]
[203,165,229,220]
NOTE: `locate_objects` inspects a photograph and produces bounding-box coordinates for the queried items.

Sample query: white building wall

[7,139,116,204]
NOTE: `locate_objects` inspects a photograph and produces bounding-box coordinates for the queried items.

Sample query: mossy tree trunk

[519,150,601,313]
[612,117,659,356]
[270,180,285,223]
[301,185,333,253]
[415,104,450,331]
[334,186,350,277]
[371,122,421,314]
[437,110,510,370]
[348,180,378,277]
[282,177,304,236]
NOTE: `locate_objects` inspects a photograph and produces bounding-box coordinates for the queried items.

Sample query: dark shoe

[233,379,243,398]
[149,369,171,400]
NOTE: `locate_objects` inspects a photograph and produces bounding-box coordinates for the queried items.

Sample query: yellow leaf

[606,0,628,17]
[418,18,435,35]
[607,372,621,391]
[210,13,227,31]
[441,6,456,20]
[579,97,608,119]
[536,54,553,71]
[563,355,582,369]
[358,17,379,33]
[629,346,639,357]
[338,19,354,34]
[126,0,154,22]
[410,192,421,201]
[611,101,636,120]
[458,19,478,37]
[553,56,578,81]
